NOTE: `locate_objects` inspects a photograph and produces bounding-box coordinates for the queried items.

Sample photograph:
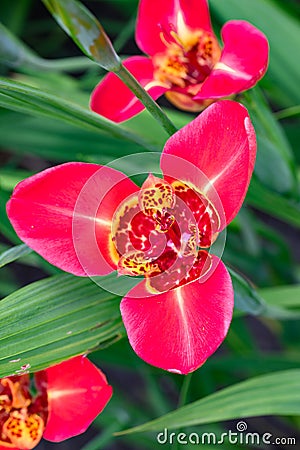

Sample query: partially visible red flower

[0,357,112,450]
[90,0,269,121]
[7,100,256,374]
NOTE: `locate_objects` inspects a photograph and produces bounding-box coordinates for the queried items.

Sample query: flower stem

[178,373,193,408]
[115,63,177,136]
[174,373,193,450]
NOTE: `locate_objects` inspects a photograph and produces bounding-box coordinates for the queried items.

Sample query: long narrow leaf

[116,369,300,434]
[0,21,94,72]
[229,268,300,320]
[0,274,124,377]
[0,111,161,163]
[242,88,297,195]
[259,285,300,309]
[0,244,32,268]
[246,178,300,228]
[0,77,157,151]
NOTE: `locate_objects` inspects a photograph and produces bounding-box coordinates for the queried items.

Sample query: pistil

[153,26,221,110]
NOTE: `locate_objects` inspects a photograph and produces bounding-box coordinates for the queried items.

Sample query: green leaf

[42,0,121,71]
[242,88,297,195]
[229,268,265,316]
[0,244,32,268]
[229,267,300,320]
[0,112,159,163]
[0,189,20,244]
[246,178,300,228]
[0,0,32,36]
[208,353,300,375]
[0,243,56,274]
[226,209,297,286]
[0,77,157,152]
[116,369,300,434]
[0,274,124,377]
[275,105,300,120]
[258,285,300,310]
[0,21,38,67]
[0,21,95,72]
[0,167,32,191]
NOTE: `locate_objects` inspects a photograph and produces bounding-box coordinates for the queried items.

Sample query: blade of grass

[246,178,300,228]
[0,244,32,268]
[0,77,158,151]
[0,274,125,377]
[115,369,300,434]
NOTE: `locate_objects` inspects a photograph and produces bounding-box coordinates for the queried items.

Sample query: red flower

[90,0,268,121]
[0,357,112,450]
[7,100,256,374]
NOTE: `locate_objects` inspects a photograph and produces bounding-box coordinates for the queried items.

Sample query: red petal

[161,100,256,226]
[0,447,19,450]
[120,256,233,374]
[195,20,269,99]
[90,56,168,122]
[136,0,212,55]
[7,163,138,276]
[42,356,112,442]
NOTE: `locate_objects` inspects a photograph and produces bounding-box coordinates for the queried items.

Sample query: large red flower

[90,0,268,121]
[7,100,256,374]
[0,357,112,450]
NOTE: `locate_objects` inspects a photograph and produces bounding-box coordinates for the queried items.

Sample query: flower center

[2,411,44,450]
[0,376,46,450]
[153,27,221,96]
[111,174,220,291]
[138,174,176,232]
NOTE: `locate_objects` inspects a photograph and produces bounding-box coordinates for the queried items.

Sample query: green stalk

[41,0,177,134]
[178,373,193,408]
[175,373,193,450]
[115,63,177,136]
